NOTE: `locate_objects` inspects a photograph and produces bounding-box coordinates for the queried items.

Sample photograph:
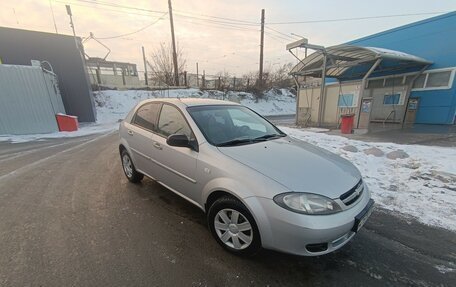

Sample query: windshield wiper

[217,138,254,147]
[253,133,286,141]
[218,134,286,147]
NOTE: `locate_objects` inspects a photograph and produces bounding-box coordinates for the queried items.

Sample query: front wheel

[207,196,261,256]
[121,150,143,183]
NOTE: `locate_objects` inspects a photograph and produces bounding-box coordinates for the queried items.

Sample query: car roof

[137,98,240,108]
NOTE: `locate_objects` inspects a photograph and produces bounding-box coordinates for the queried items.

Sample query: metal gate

[0,64,66,135]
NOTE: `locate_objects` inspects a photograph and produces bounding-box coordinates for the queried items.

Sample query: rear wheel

[208,196,261,256]
[121,150,143,183]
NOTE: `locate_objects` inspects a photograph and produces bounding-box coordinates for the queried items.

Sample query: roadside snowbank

[281,127,456,231]
[0,123,116,143]
[1,88,295,143]
[94,88,296,125]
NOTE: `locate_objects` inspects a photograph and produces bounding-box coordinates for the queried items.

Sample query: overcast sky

[1,0,455,76]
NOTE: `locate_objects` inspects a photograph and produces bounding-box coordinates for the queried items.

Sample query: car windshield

[187,105,286,147]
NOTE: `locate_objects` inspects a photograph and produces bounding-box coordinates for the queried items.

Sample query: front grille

[340,179,363,206]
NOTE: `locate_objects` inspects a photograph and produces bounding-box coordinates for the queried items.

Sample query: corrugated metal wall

[0,27,96,122]
[0,64,66,135]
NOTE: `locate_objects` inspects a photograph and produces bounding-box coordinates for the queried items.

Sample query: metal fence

[0,64,66,135]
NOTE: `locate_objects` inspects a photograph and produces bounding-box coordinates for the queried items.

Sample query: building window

[426,71,452,88]
[412,69,455,90]
[338,93,355,107]
[385,76,404,87]
[367,68,455,91]
[412,74,426,89]
[383,93,402,105]
[367,79,384,89]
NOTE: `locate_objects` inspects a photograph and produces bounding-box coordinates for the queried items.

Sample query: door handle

[127,130,134,136]
[153,142,162,150]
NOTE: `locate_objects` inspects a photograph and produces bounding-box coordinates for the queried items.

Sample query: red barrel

[340,114,355,134]
[56,113,79,132]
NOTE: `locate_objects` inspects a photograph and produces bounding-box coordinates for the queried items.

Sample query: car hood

[218,137,361,199]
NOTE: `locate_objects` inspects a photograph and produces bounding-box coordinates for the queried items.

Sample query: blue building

[348,12,456,125]
[292,12,456,127]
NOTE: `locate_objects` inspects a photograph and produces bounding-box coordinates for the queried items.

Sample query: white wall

[298,81,361,126]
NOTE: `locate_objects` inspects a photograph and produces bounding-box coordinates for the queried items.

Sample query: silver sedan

[119,98,374,256]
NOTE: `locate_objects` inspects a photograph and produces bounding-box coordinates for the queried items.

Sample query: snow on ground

[0,123,116,143]
[281,127,456,231]
[2,88,455,232]
[0,88,295,143]
[94,88,296,125]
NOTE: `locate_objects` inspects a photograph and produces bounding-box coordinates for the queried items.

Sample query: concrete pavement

[0,133,454,286]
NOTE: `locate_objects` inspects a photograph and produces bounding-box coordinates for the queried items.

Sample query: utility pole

[65,5,78,49]
[168,0,179,86]
[196,62,199,88]
[202,70,206,89]
[49,0,58,34]
[65,4,84,61]
[258,9,265,88]
[142,46,148,86]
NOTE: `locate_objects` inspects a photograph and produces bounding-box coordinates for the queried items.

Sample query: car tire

[121,150,143,183]
[208,196,261,256]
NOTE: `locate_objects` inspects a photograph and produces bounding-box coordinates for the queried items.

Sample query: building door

[404,97,420,126]
[358,98,372,129]
[310,86,321,124]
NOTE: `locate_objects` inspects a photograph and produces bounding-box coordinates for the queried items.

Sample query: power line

[59,2,449,29]
[267,11,449,25]
[96,12,167,40]
[76,0,165,14]
[64,1,259,28]
[265,26,297,40]
[173,9,259,25]
[173,13,259,26]
[264,33,290,45]
[174,18,259,32]
[54,0,154,17]
[77,0,260,27]
[264,31,291,42]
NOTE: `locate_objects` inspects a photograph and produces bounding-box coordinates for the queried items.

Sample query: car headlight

[273,192,342,215]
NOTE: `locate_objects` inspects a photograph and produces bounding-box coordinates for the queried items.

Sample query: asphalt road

[264,114,295,126]
[0,133,455,287]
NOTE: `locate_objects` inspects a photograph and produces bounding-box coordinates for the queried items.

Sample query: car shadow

[122,176,455,286]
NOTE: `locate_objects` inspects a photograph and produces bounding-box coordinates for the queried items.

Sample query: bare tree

[147,42,186,86]
[215,71,231,90]
[268,63,294,88]
[242,71,257,89]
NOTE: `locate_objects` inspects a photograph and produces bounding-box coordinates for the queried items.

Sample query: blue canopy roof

[290,45,432,81]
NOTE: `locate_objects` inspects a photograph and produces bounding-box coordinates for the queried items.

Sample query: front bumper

[244,188,374,256]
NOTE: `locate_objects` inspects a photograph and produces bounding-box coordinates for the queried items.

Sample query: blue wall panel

[348,12,456,124]
[415,106,452,124]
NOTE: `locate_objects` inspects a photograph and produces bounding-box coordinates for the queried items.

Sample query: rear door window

[133,102,161,131]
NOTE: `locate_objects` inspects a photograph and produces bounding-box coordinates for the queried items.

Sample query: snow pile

[94,88,296,125]
[281,127,456,231]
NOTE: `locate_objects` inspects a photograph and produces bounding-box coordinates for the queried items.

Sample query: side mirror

[166,134,199,152]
